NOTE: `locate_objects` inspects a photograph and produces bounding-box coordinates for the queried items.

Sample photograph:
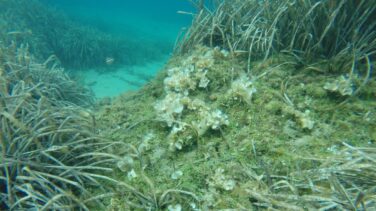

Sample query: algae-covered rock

[96,45,376,210]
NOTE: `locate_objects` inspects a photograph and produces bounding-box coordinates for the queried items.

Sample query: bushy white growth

[164,66,196,93]
[207,168,236,191]
[324,75,353,96]
[154,93,184,127]
[155,47,231,151]
[195,50,215,69]
[296,110,315,130]
[164,50,214,93]
[196,69,210,88]
[168,204,182,211]
[229,74,257,104]
[168,123,186,150]
[191,107,229,136]
[127,169,137,180]
[206,109,230,130]
[171,170,183,180]
[186,98,207,110]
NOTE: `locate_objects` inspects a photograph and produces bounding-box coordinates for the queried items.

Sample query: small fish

[105,57,114,65]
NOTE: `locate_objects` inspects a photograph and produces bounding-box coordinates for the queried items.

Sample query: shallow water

[79,57,169,98]
[42,0,195,98]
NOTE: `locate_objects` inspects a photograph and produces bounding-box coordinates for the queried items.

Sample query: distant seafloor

[40,0,196,98]
[41,0,195,45]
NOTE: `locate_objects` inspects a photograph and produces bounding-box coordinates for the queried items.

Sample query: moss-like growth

[1,0,375,210]
[94,1,376,207]
[96,44,376,209]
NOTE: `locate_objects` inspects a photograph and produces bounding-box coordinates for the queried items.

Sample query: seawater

[41,0,196,98]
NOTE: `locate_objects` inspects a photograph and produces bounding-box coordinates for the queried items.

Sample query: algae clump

[96,45,376,210]
[96,0,376,209]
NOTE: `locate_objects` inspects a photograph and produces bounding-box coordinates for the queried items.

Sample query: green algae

[2,0,372,209]
[95,46,376,210]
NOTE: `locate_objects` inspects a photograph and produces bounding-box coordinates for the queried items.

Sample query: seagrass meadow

[1,0,376,210]
[0,0,170,70]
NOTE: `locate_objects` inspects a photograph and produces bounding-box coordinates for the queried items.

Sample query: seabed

[1,0,376,210]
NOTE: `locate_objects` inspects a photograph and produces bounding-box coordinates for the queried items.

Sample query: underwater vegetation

[0,36,129,209]
[178,0,375,71]
[94,0,376,210]
[98,45,376,210]
[0,0,375,210]
[0,0,170,70]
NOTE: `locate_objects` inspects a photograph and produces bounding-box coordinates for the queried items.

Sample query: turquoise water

[41,0,195,98]
[42,0,194,40]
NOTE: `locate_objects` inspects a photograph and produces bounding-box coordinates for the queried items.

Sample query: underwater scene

[0,0,375,210]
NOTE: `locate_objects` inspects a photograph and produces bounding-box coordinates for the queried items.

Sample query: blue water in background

[40,0,196,98]
[42,0,194,46]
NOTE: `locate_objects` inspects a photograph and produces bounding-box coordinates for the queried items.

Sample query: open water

[42,0,195,98]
